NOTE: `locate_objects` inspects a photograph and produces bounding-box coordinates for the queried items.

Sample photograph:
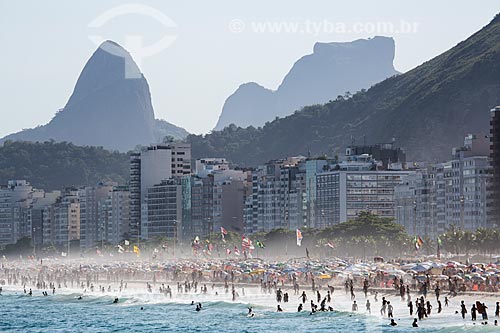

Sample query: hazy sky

[0,1,499,137]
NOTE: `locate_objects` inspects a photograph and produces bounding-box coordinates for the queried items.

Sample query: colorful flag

[234,246,240,256]
[296,229,303,247]
[226,248,231,255]
[242,235,252,248]
[256,240,265,248]
[437,236,442,259]
[221,226,228,235]
[133,245,140,256]
[415,236,424,250]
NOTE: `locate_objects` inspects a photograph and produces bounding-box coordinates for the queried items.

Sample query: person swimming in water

[412,318,418,327]
[389,319,397,326]
[113,297,119,304]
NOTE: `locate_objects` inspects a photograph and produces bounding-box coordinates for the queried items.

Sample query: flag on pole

[234,246,240,256]
[326,242,335,249]
[221,226,228,235]
[415,236,424,250]
[242,235,252,249]
[437,236,442,259]
[256,240,265,248]
[117,245,124,253]
[226,248,231,255]
[124,240,130,246]
[61,252,67,257]
[133,245,140,256]
[296,229,303,247]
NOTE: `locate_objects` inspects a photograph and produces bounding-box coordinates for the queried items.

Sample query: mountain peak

[214,37,398,130]
[67,40,141,108]
[1,41,188,151]
[194,14,500,166]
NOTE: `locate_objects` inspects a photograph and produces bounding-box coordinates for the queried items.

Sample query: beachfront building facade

[104,186,130,246]
[142,179,182,241]
[79,183,115,251]
[489,106,500,228]
[129,143,192,240]
[315,170,411,227]
[243,157,307,234]
[42,188,80,251]
[395,134,491,237]
[243,151,410,233]
[0,180,40,246]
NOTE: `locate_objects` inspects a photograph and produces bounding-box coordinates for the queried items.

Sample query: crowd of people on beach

[1,257,500,328]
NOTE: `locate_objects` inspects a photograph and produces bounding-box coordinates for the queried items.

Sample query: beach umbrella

[411,264,431,272]
[471,275,486,282]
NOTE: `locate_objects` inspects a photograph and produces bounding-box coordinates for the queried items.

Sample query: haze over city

[2,2,500,332]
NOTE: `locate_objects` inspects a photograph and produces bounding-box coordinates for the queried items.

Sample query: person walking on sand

[471,303,477,321]
[300,291,307,303]
[387,301,394,318]
[460,301,467,320]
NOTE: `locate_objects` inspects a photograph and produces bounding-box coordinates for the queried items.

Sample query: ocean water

[0,289,498,333]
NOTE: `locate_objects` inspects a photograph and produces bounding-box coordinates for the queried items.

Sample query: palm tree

[460,231,475,256]
[441,225,463,255]
[421,236,435,256]
[474,228,490,255]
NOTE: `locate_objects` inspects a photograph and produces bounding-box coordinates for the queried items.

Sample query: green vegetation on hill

[0,141,129,190]
[189,14,500,166]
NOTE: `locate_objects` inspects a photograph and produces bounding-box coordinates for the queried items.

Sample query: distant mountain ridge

[214,36,399,130]
[1,40,188,151]
[191,14,500,166]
